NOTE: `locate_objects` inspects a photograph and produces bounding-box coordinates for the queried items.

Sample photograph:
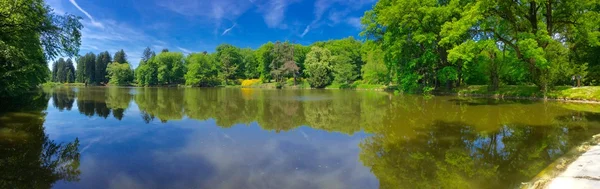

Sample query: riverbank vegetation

[0,0,82,97]
[3,0,600,97]
[90,0,600,94]
[458,85,600,101]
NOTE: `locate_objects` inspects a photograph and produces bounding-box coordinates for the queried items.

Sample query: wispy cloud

[68,0,104,28]
[345,17,362,29]
[301,0,375,36]
[177,47,193,54]
[300,25,311,38]
[158,0,252,25]
[221,23,237,36]
[257,0,298,29]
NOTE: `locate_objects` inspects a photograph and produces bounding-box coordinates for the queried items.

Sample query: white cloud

[302,0,375,36]
[177,47,193,54]
[300,25,311,38]
[221,23,237,36]
[257,0,298,29]
[345,17,362,29]
[68,0,104,28]
[158,0,252,25]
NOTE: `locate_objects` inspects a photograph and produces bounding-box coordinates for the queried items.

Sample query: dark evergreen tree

[113,49,127,64]
[95,51,112,84]
[66,58,75,83]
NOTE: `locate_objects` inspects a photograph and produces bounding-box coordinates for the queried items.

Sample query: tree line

[52,49,134,85]
[135,38,364,88]
[360,0,600,92]
[4,0,599,97]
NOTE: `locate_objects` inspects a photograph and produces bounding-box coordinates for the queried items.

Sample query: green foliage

[76,52,96,84]
[332,56,357,84]
[106,62,133,86]
[256,42,274,82]
[185,53,220,87]
[362,0,600,93]
[154,52,185,85]
[0,0,82,97]
[95,51,111,84]
[51,58,75,83]
[240,48,259,79]
[216,44,243,84]
[113,49,127,64]
[305,46,333,88]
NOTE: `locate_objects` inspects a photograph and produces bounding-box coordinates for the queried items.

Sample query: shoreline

[523,134,600,189]
[454,93,600,104]
[42,84,600,104]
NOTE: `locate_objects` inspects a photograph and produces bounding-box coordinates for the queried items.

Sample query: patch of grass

[458,85,600,101]
[41,82,86,88]
[546,86,600,101]
[326,81,387,90]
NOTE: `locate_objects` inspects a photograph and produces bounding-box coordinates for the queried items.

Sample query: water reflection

[0,92,81,188]
[5,87,600,188]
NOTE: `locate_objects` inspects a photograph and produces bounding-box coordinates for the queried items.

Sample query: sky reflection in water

[1,87,600,189]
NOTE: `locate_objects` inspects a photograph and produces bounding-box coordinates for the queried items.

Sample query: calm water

[1,87,600,189]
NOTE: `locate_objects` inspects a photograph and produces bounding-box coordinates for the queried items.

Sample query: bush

[241,79,261,87]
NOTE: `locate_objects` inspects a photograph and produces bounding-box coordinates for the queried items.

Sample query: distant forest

[2,0,600,97]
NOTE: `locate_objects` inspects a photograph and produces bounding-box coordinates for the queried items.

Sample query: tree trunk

[489,54,499,91]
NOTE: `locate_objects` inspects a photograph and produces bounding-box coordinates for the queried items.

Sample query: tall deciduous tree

[256,42,275,82]
[154,52,185,85]
[305,46,333,88]
[185,53,220,87]
[0,0,82,96]
[216,44,243,84]
[107,62,133,86]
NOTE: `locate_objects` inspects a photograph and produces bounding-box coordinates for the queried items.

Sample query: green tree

[51,61,58,82]
[332,56,356,84]
[154,52,185,85]
[240,48,259,79]
[440,0,600,91]
[0,0,82,96]
[141,47,155,63]
[95,51,111,84]
[113,49,127,64]
[216,44,243,84]
[83,52,96,84]
[107,62,133,86]
[185,53,220,87]
[55,58,66,83]
[305,46,333,88]
[322,37,363,80]
[256,42,275,82]
[360,41,389,84]
[65,58,75,83]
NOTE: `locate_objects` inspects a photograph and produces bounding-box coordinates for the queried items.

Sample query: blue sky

[45,0,376,68]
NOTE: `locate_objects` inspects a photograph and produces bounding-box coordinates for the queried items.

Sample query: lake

[1,87,599,189]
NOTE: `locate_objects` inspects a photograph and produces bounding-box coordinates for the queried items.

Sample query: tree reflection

[34,87,600,188]
[359,120,600,189]
[51,87,76,111]
[0,92,81,188]
[135,88,184,122]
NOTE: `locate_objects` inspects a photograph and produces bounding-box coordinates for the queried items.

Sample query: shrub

[241,79,261,87]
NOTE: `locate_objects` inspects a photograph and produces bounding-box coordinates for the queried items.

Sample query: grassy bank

[457,85,600,102]
[235,79,389,90]
[41,82,87,88]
